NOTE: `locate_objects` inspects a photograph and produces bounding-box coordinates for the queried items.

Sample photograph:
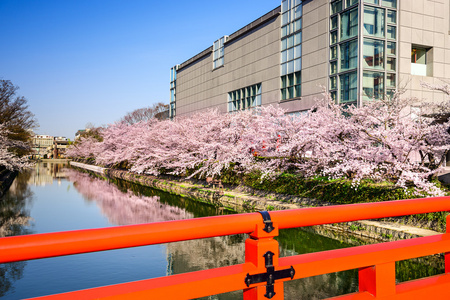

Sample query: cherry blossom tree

[66,91,450,196]
[0,124,31,171]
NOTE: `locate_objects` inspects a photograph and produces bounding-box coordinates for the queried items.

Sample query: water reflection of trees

[65,169,194,225]
[0,169,33,297]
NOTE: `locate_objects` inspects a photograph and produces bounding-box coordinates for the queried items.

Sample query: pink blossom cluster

[67,92,450,196]
[0,124,31,171]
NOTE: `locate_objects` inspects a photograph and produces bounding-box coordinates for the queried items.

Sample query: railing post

[359,262,396,297]
[446,214,450,273]
[243,212,283,300]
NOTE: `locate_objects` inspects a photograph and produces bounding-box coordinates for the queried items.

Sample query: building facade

[171,0,450,117]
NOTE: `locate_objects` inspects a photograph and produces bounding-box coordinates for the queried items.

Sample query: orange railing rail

[1,196,450,299]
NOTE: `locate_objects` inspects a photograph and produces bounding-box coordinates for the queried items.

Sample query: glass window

[287,48,294,61]
[387,41,396,56]
[294,32,302,45]
[341,8,358,40]
[386,73,395,87]
[382,0,396,8]
[412,47,427,64]
[287,36,294,48]
[363,71,384,100]
[330,46,338,60]
[294,4,302,20]
[363,39,384,69]
[340,39,358,71]
[281,39,287,51]
[386,57,396,71]
[331,0,343,15]
[294,45,301,58]
[331,31,338,44]
[287,61,294,73]
[281,63,287,75]
[213,36,226,69]
[364,0,378,4]
[281,25,290,38]
[281,71,301,100]
[281,50,287,63]
[387,10,396,24]
[282,0,290,13]
[346,0,358,6]
[330,76,337,90]
[340,71,357,102]
[330,61,338,74]
[331,16,338,30]
[294,58,302,71]
[228,83,262,112]
[364,6,385,37]
[282,11,291,26]
[293,19,302,32]
[331,91,337,101]
[387,25,396,40]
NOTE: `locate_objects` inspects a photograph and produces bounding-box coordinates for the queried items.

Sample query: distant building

[170,0,450,118]
[32,135,70,158]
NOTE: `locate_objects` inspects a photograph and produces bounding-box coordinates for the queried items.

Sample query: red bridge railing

[1,196,450,299]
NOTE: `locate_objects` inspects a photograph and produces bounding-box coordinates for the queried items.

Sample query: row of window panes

[281,44,301,63]
[281,3,302,26]
[330,7,358,45]
[213,37,226,69]
[330,71,395,101]
[213,57,224,69]
[330,0,359,15]
[362,71,396,100]
[281,32,301,50]
[281,71,301,100]
[363,6,396,39]
[169,103,176,118]
[281,58,301,76]
[228,84,262,112]
[364,0,396,8]
[170,67,177,82]
[282,0,302,13]
[340,71,358,102]
[330,39,357,75]
[330,38,396,74]
[170,89,176,103]
[363,38,396,70]
[281,18,302,38]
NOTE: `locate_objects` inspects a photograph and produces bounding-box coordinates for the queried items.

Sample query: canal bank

[70,162,441,242]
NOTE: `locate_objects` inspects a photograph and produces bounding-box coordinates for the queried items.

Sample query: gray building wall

[173,0,450,117]
[398,0,450,102]
[176,8,282,116]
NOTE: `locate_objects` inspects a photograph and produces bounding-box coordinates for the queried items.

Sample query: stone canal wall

[70,162,441,242]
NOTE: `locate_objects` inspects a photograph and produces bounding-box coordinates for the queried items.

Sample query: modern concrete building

[170,0,450,119]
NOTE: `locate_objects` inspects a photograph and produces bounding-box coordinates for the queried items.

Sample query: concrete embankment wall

[70,162,441,242]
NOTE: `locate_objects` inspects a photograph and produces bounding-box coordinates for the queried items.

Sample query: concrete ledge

[70,162,106,174]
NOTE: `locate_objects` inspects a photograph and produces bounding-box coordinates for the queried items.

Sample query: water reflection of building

[28,163,68,186]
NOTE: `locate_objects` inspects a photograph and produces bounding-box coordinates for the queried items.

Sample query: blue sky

[0,0,279,139]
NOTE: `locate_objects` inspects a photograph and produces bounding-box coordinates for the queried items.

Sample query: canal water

[0,163,444,299]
